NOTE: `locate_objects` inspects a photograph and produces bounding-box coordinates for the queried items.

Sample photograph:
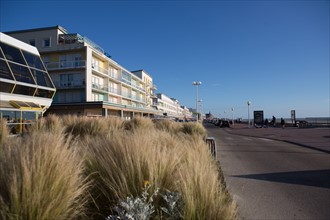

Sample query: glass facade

[0,35,55,134]
[0,41,55,98]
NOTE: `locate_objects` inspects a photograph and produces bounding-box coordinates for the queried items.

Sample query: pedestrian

[264,118,269,128]
[281,118,285,129]
[272,116,276,127]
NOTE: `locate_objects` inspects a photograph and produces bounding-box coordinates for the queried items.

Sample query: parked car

[220,120,230,128]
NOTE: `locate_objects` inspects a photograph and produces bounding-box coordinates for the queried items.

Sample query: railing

[54,80,85,88]
[122,92,131,98]
[109,87,120,95]
[46,60,86,70]
[92,65,108,75]
[205,137,216,159]
[131,83,146,92]
[92,83,108,92]
[109,72,120,81]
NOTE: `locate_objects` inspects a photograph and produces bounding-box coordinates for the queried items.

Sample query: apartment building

[152,93,191,120]
[6,26,160,119]
[0,32,55,133]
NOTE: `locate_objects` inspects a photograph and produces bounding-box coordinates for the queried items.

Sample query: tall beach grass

[0,130,89,219]
[0,115,236,219]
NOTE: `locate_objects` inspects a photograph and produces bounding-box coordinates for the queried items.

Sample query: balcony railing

[109,87,120,95]
[46,60,86,70]
[92,83,108,92]
[54,80,85,88]
[122,92,131,99]
[92,64,122,81]
[131,83,146,92]
[92,65,108,75]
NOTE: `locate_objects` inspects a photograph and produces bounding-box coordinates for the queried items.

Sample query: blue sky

[1,0,329,118]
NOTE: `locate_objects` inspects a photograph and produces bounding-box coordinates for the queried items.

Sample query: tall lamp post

[198,99,203,120]
[247,101,251,128]
[192,81,202,121]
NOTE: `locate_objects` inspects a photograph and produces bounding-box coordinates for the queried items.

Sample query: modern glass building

[0,32,55,133]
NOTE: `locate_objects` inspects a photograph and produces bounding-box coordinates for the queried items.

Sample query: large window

[0,42,26,64]
[30,69,54,88]
[0,41,55,96]
[0,81,14,93]
[22,50,46,70]
[8,62,35,84]
[12,84,36,96]
[0,59,14,80]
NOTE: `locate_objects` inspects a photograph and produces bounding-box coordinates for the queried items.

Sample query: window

[29,39,35,46]
[30,69,54,88]
[0,59,14,80]
[43,38,51,48]
[22,50,45,70]
[34,88,54,98]
[0,42,26,64]
[0,81,14,93]
[12,84,36,96]
[8,62,35,84]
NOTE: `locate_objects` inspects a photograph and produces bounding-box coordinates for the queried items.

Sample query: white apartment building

[6,26,160,119]
[152,93,192,120]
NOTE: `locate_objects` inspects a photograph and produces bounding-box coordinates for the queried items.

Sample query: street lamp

[192,81,202,121]
[198,99,203,120]
[247,101,251,128]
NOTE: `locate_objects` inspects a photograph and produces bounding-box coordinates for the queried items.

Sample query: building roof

[4,25,68,35]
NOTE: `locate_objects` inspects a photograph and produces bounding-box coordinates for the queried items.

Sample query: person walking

[272,116,276,127]
[281,118,285,129]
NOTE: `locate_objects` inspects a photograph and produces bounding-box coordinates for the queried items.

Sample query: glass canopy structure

[0,33,56,133]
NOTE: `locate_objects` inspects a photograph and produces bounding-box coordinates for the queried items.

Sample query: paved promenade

[223,123,330,153]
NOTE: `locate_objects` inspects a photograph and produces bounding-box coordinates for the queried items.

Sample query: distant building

[0,32,55,133]
[6,26,159,119]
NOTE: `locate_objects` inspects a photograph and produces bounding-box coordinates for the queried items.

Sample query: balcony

[131,83,146,93]
[121,92,132,99]
[54,80,85,89]
[92,83,108,93]
[92,65,121,82]
[46,60,86,70]
[58,34,109,57]
[92,64,108,76]
[109,87,120,95]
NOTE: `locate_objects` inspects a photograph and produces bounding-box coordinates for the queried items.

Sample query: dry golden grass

[0,130,90,220]
[0,115,236,219]
[0,119,9,144]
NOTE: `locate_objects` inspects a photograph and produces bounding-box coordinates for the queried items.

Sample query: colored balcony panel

[0,42,26,65]
[30,69,54,88]
[12,84,36,96]
[22,50,46,71]
[0,81,14,93]
[8,62,35,85]
[0,59,14,80]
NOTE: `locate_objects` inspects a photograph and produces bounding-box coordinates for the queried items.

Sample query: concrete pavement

[223,123,330,154]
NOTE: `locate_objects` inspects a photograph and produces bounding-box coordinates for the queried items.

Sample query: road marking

[225,137,234,141]
[243,137,252,141]
[258,138,274,142]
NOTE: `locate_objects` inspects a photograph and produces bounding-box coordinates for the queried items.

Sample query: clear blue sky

[1,0,329,119]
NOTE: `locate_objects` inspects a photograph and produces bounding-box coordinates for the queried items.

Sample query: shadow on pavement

[232,169,330,189]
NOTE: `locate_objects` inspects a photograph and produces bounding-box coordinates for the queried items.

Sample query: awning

[9,100,42,110]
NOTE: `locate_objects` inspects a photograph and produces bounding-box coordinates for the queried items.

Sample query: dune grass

[0,115,236,220]
[0,130,89,220]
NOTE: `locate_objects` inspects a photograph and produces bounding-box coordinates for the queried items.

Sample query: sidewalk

[225,123,330,153]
